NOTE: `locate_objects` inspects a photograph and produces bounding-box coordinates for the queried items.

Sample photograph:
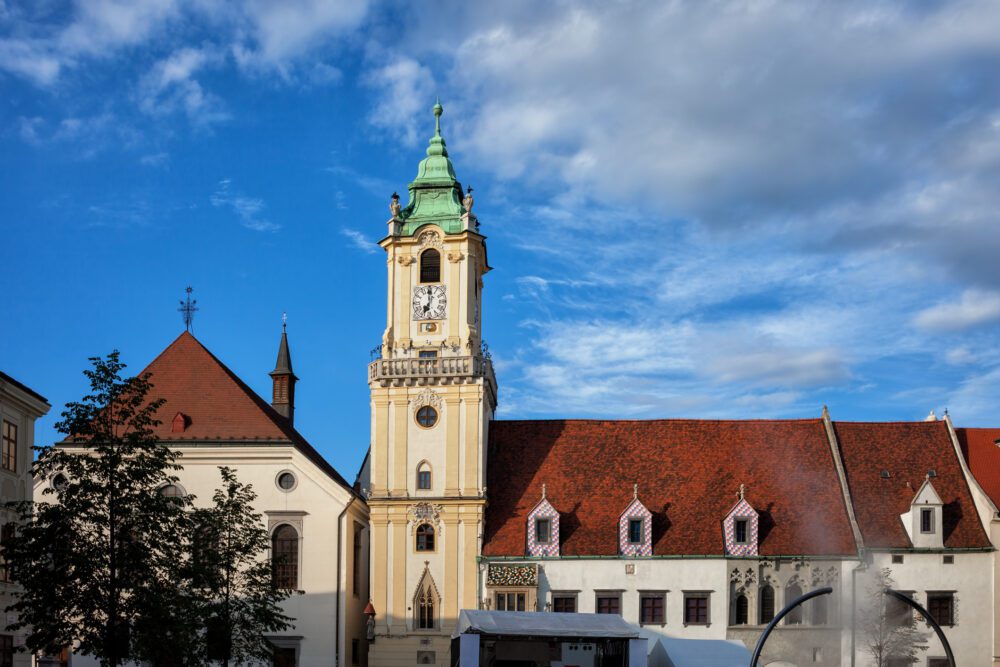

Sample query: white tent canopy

[452,610,641,639]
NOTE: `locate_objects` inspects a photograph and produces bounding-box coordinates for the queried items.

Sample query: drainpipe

[335,496,357,667]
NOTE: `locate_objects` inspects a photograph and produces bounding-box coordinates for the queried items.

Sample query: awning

[452,610,641,640]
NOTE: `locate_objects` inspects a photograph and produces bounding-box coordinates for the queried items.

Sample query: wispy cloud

[914,290,1000,332]
[364,57,435,147]
[210,179,279,232]
[137,46,229,127]
[340,228,376,254]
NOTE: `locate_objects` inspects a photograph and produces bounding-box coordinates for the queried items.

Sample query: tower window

[921,507,934,533]
[734,518,748,544]
[420,249,441,283]
[416,524,435,551]
[416,406,438,428]
[417,463,432,490]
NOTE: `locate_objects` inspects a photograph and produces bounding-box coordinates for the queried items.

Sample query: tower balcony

[368,355,496,393]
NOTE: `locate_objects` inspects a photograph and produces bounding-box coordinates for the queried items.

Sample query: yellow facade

[367,222,495,666]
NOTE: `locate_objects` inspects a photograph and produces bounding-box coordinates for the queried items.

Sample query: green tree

[860,568,930,667]
[4,352,192,667]
[192,466,293,667]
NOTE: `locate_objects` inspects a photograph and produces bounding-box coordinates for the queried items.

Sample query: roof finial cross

[178,286,198,332]
[542,483,547,500]
[739,483,745,500]
[282,311,287,333]
[633,483,638,500]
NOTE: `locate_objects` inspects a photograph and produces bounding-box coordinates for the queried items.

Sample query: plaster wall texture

[35,444,368,667]
[0,378,48,667]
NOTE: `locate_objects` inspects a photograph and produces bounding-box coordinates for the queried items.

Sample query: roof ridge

[492,417,823,425]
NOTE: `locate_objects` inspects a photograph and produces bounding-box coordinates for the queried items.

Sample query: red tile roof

[484,419,858,557]
[117,332,354,493]
[957,427,1000,511]
[834,421,990,549]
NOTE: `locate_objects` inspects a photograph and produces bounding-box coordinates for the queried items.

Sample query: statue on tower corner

[389,192,401,218]
[463,186,474,214]
[462,185,479,230]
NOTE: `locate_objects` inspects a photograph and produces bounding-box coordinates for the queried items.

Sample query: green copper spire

[396,100,467,235]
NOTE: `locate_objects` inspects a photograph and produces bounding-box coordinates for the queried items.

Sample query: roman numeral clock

[412,285,447,320]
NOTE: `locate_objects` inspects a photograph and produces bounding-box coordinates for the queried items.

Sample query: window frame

[733,593,749,626]
[1,420,17,473]
[784,583,804,625]
[595,591,623,615]
[639,591,667,626]
[734,517,749,544]
[683,591,711,626]
[419,248,441,284]
[920,507,935,534]
[495,591,528,612]
[535,518,551,544]
[415,405,439,429]
[275,470,298,493]
[271,523,300,591]
[926,592,955,627]
[551,592,577,613]
[415,523,436,552]
[759,584,776,624]
[627,518,644,544]
[416,463,432,490]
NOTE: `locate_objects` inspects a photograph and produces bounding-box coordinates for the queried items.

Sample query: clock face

[412,285,447,320]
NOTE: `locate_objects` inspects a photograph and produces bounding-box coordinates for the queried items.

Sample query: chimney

[270,318,297,425]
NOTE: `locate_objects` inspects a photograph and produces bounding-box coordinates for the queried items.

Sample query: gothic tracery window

[785,583,803,624]
[734,594,749,625]
[760,584,775,623]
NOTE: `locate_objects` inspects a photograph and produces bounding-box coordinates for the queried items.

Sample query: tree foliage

[4,351,191,667]
[860,567,930,667]
[190,466,293,667]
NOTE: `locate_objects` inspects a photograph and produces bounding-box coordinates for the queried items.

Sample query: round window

[277,471,297,491]
[416,406,438,428]
[52,473,68,491]
[159,484,183,498]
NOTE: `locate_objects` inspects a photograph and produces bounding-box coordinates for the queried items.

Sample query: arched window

[760,585,775,624]
[416,462,432,490]
[811,594,828,625]
[271,524,299,589]
[414,570,439,630]
[416,524,435,552]
[785,583,803,624]
[734,594,749,625]
[420,249,441,283]
[159,484,184,501]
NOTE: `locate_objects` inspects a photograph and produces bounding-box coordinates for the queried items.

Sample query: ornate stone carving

[408,502,443,529]
[397,255,416,266]
[416,230,443,250]
[411,388,443,413]
[447,251,464,263]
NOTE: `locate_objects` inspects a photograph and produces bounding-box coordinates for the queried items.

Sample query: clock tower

[366,102,496,666]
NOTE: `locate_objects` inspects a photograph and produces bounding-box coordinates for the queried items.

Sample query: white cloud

[138,47,229,126]
[340,228,377,254]
[364,58,436,147]
[210,179,279,232]
[914,290,1000,332]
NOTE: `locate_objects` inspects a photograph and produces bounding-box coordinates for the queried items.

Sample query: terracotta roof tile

[109,332,355,494]
[957,427,1000,511]
[484,419,858,557]
[834,421,989,549]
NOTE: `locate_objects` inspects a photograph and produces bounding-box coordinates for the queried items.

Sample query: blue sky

[3,0,1000,479]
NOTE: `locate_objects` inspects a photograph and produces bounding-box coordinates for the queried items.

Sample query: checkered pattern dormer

[723,495,759,556]
[618,494,652,556]
[526,491,560,557]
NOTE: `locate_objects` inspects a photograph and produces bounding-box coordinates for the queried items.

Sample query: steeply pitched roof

[483,419,858,557]
[270,330,295,377]
[834,421,990,549]
[956,427,1000,511]
[130,331,355,494]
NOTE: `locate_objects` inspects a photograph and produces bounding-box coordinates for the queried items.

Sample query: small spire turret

[270,314,298,424]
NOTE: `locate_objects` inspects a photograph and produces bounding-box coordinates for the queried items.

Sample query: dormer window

[171,412,190,433]
[734,518,749,544]
[535,519,551,544]
[628,519,643,544]
[526,486,560,557]
[921,508,934,533]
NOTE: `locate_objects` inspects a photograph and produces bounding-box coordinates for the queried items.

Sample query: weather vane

[178,286,198,332]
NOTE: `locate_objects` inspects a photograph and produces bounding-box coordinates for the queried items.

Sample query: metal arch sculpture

[884,588,955,667]
[750,586,833,667]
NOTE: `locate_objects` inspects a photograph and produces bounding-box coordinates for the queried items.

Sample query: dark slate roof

[834,421,990,549]
[484,419,859,557]
[270,330,295,377]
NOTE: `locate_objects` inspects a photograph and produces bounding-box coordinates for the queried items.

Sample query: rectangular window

[684,593,710,625]
[943,555,954,565]
[891,554,904,564]
[640,593,665,625]
[628,519,643,544]
[734,518,748,544]
[351,639,359,666]
[552,595,576,613]
[417,470,431,489]
[418,350,438,358]
[927,593,954,626]
[495,592,526,612]
[535,518,551,544]
[272,646,295,667]
[595,593,621,615]
[1,421,16,473]
[921,508,934,533]
[0,523,14,583]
